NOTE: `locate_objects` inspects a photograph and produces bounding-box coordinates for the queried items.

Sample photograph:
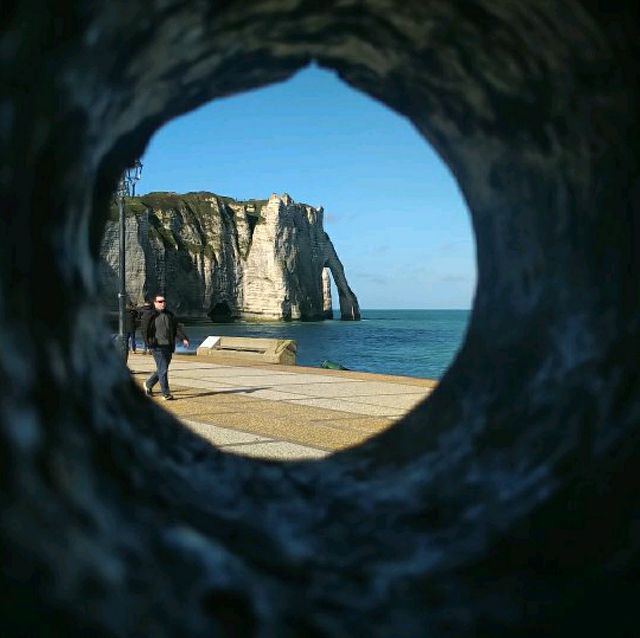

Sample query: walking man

[141,294,189,401]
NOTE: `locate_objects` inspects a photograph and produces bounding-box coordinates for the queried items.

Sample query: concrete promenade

[128,353,437,460]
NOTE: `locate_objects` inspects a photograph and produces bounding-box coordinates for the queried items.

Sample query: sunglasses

[155,299,166,303]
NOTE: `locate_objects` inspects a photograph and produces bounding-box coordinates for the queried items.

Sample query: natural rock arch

[323,240,361,321]
[1,2,638,635]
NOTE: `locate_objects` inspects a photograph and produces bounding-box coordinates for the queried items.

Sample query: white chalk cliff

[100,191,360,321]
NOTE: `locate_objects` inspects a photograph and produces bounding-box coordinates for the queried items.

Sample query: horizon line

[334,307,472,311]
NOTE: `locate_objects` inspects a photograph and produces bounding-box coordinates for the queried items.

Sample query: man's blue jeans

[147,346,173,396]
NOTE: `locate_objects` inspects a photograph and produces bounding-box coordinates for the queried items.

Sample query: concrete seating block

[196,336,297,365]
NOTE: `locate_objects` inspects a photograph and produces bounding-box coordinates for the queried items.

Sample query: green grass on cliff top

[108,191,270,220]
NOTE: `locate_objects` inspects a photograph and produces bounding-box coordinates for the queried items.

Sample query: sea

[176,309,470,380]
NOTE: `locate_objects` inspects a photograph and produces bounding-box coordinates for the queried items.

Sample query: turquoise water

[178,309,470,380]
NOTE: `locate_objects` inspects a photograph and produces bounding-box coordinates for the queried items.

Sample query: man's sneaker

[162,394,174,401]
[144,382,153,396]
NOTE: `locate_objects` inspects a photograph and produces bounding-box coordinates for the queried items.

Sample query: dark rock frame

[1,1,638,635]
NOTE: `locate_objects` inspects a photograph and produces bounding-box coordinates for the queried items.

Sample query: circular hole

[99,67,476,460]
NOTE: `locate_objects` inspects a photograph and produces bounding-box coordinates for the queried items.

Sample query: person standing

[137,299,154,354]
[124,303,138,353]
[141,294,189,401]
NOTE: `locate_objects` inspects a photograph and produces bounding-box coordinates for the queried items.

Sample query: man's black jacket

[141,309,188,353]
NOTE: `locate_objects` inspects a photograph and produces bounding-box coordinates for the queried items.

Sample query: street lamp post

[116,159,143,362]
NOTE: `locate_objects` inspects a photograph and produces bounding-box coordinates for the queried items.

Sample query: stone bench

[196,336,297,365]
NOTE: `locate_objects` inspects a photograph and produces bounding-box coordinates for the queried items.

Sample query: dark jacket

[124,308,138,333]
[141,309,188,353]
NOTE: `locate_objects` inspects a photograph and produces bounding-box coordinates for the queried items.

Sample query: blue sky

[140,66,476,309]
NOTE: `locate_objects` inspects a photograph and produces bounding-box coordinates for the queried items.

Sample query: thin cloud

[438,274,469,283]
[353,272,388,285]
[435,239,474,253]
[408,265,430,277]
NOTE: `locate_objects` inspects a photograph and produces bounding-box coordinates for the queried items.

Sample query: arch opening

[208,301,233,323]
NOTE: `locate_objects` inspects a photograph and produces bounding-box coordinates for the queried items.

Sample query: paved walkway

[128,353,437,460]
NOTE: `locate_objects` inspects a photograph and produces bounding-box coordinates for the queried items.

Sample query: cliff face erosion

[100,191,361,321]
